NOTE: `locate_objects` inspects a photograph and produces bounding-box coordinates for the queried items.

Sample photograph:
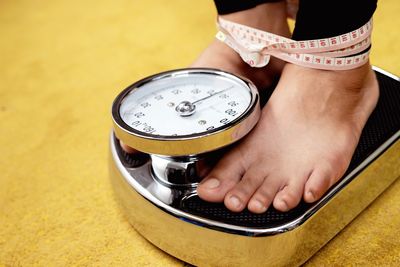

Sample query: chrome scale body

[109,67,400,267]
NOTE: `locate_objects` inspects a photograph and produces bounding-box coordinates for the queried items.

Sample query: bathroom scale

[109,66,399,266]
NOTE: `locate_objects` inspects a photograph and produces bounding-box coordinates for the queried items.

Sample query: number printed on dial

[119,73,252,137]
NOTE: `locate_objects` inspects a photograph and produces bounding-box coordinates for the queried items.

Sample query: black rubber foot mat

[182,70,400,228]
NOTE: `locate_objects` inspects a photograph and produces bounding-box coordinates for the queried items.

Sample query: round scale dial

[112,68,260,156]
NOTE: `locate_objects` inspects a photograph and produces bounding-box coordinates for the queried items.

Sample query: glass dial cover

[112,68,260,156]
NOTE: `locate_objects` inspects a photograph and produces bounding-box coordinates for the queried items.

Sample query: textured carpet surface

[0,0,399,266]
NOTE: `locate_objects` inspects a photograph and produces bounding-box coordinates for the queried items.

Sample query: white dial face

[119,72,252,137]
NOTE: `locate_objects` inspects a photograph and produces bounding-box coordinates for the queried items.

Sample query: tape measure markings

[217,17,372,70]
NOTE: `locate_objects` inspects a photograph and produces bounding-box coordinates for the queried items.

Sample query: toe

[224,166,267,212]
[120,140,138,153]
[273,177,305,212]
[248,177,281,213]
[304,165,338,203]
[197,152,245,203]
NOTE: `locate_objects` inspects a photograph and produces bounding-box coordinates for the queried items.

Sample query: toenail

[251,200,266,212]
[306,191,315,201]
[277,199,288,210]
[229,196,241,209]
[201,178,220,189]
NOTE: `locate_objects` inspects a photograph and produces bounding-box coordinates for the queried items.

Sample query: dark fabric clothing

[213,0,377,41]
[214,0,283,15]
[292,0,377,40]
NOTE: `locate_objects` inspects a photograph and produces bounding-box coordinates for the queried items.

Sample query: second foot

[197,63,379,213]
[191,1,290,89]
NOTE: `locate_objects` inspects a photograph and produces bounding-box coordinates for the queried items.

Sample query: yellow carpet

[0,0,399,266]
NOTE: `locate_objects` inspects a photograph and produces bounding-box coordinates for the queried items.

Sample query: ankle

[220,2,290,35]
[283,62,373,91]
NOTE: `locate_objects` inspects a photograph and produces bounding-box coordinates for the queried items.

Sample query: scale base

[109,67,400,266]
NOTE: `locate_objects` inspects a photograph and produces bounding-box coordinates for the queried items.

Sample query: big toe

[197,152,245,203]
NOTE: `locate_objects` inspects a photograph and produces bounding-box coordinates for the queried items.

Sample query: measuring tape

[216,17,372,70]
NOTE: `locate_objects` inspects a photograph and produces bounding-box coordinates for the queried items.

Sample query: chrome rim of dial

[112,68,260,156]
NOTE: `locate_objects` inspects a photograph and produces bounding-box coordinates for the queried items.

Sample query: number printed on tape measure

[217,17,372,70]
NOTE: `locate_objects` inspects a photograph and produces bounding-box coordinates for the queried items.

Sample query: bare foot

[121,2,290,153]
[191,2,290,89]
[197,63,379,213]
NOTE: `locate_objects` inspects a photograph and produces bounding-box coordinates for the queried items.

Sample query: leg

[191,1,290,89]
[197,0,379,213]
[121,1,290,152]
